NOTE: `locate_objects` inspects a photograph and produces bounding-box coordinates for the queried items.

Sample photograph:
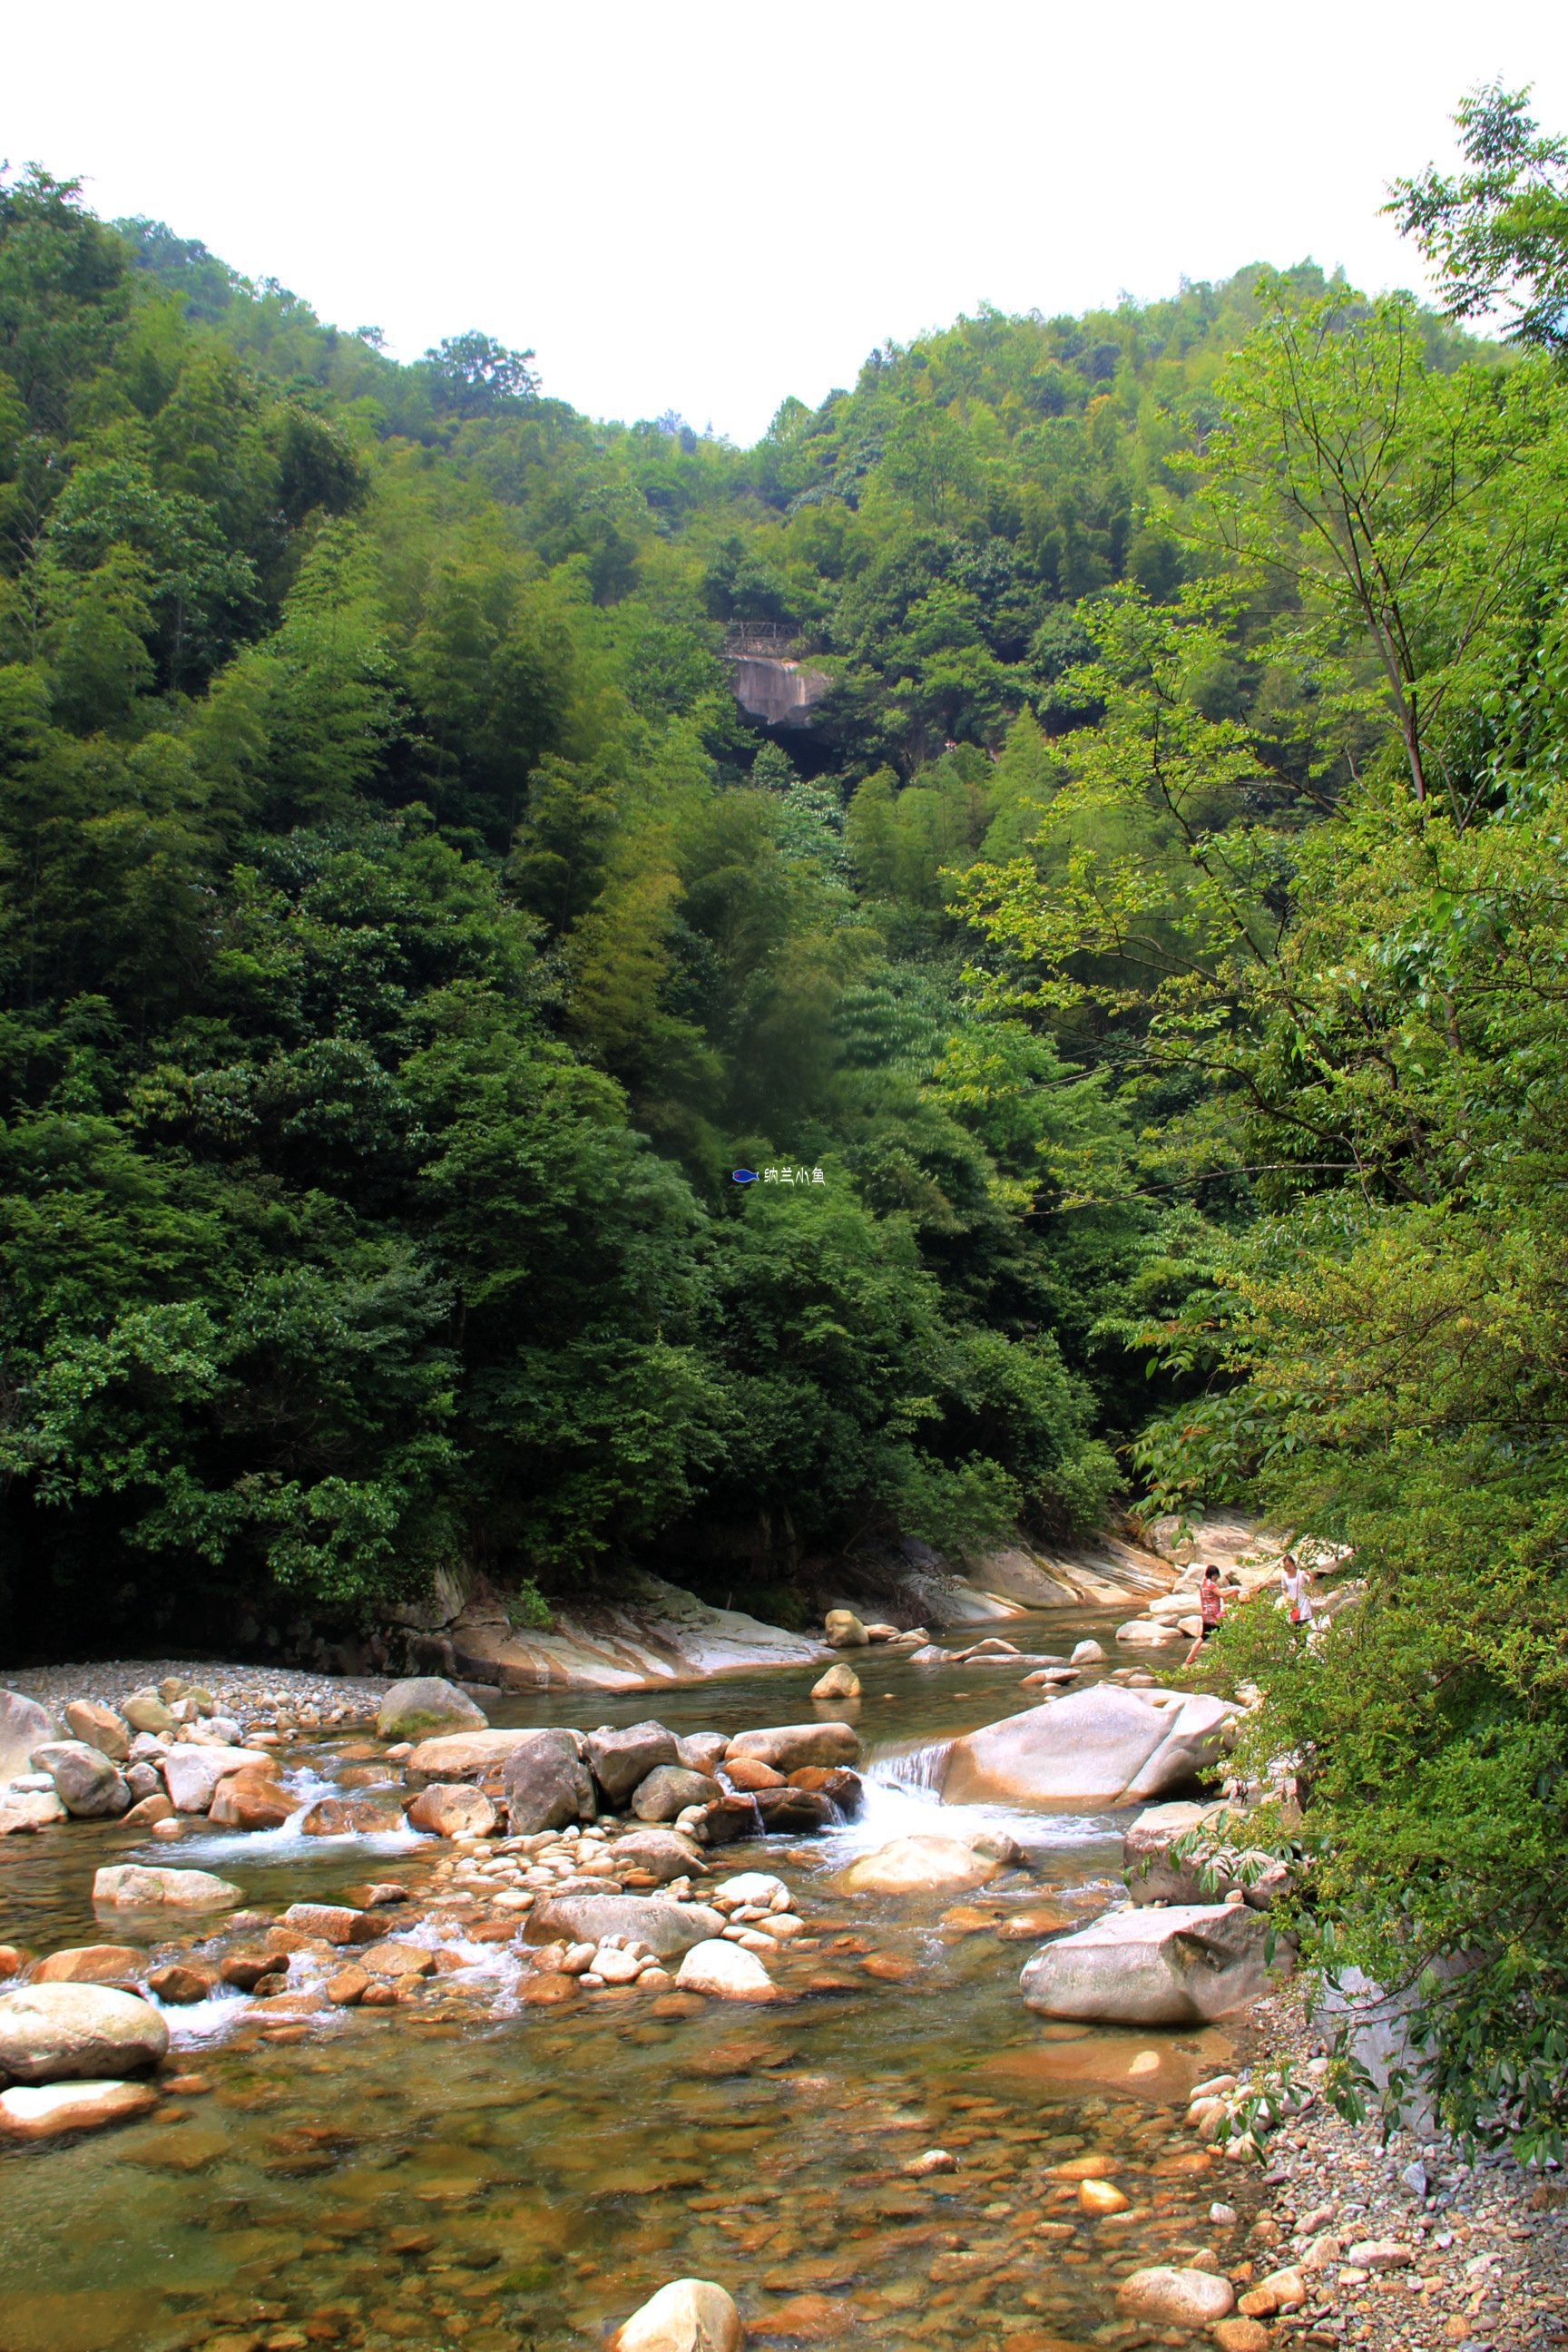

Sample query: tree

[1389,83,1568,356]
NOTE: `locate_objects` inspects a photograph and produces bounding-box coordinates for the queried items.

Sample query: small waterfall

[868,1739,952,1794]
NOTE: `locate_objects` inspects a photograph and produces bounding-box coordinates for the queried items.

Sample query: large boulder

[586,1721,680,1807]
[751,1787,835,1834]
[0,1690,55,1781]
[1019,1901,1284,2024]
[161,1744,274,1813]
[838,1835,1001,1896]
[939,1684,1237,1809]
[612,2279,743,2352]
[1123,1802,1291,1909]
[610,1829,706,1883]
[1116,1618,1187,1648]
[208,1771,294,1831]
[811,1663,861,1700]
[92,1865,243,1913]
[0,1788,67,1834]
[0,2079,160,2139]
[377,1677,487,1742]
[299,1795,406,1836]
[31,1742,131,1819]
[725,1721,861,1774]
[62,1701,131,1762]
[674,1732,728,1776]
[403,1728,562,1788]
[825,1610,869,1650]
[121,1690,174,1735]
[0,1982,168,2084]
[31,1946,147,1988]
[1116,2269,1236,2325]
[530,1895,724,1960]
[407,1783,497,1839]
[631,1767,721,1824]
[503,1730,596,1834]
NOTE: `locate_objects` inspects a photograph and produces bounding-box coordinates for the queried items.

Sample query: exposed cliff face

[728,654,830,728]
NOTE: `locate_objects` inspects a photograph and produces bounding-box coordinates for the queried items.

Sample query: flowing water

[0,1612,1259,2352]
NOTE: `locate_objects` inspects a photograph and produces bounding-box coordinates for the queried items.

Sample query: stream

[0,1612,1258,2352]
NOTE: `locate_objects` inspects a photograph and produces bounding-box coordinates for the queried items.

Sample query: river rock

[281,1903,386,1945]
[726,1721,861,1773]
[376,1678,488,1741]
[62,1701,131,1762]
[722,1754,785,1791]
[676,1938,776,2001]
[1116,2268,1235,2324]
[632,1766,721,1823]
[0,2078,162,2139]
[611,1829,706,1882]
[811,1663,861,1700]
[31,1741,131,1819]
[504,1730,597,1833]
[407,1783,498,1838]
[122,1690,174,1735]
[161,1744,274,1813]
[1020,1900,1283,2024]
[838,1835,1000,1896]
[612,2278,743,2352]
[0,1982,169,2083]
[31,1946,146,1988]
[209,1771,294,1831]
[0,1690,56,1780]
[531,1896,724,1959]
[674,1732,728,1775]
[940,1684,1237,1808]
[1124,1801,1291,1908]
[0,1788,67,1833]
[691,1795,760,1846]
[587,1721,681,1806]
[825,1610,868,1649]
[93,1865,243,1913]
[789,1766,863,1818]
[146,1963,217,2004]
[1071,1639,1106,1664]
[752,1786,834,1832]
[299,1795,407,1835]
[1116,1618,1187,1647]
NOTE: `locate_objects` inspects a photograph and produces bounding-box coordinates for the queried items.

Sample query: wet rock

[280,1904,387,1946]
[146,1963,217,2004]
[220,1954,286,1991]
[123,1762,162,1803]
[691,1795,759,1847]
[161,1745,274,1813]
[632,1766,721,1823]
[209,1772,294,1831]
[1078,2177,1129,2214]
[940,1683,1238,1808]
[0,1982,169,2083]
[1116,1617,1189,1648]
[788,1767,862,1818]
[995,1904,1074,1942]
[863,1623,900,1642]
[610,1829,707,1883]
[326,1965,369,2006]
[0,1788,67,1834]
[531,1895,724,1959]
[1071,1639,1106,1664]
[0,2078,161,2139]
[1213,2323,1270,2352]
[62,1701,132,1761]
[31,1946,146,1988]
[1238,2267,1307,2318]
[521,1971,578,2005]
[586,1721,681,1805]
[810,1663,861,1700]
[1019,1900,1283,2024]
[406,1783,498,1838]
[299,1796,406,1835]
[674,1732,728,1776]
[93,1865,242,1912]
[503,1730,597,1834]
[905,2147,956,2174]
[838,1835,1000,1896]
[376,1678,488,1741]
[752,1787,834,1833]
[726,1722,861,1773]
[611,2277,742,2352]
[0,1951,21,1981]
[31,1741,131,1818]
[122,1690,174,1735]
[1116,2269,1235,2324]
[362,1942,436,1980]
[824,1610,869,1650]
[722,1754,786,1791]
[0,1690,56,1780]
[1123,1801,1291,1909]
[676,1938,776,2001]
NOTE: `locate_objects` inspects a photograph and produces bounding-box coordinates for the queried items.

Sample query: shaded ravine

[0,1612,1264,2352]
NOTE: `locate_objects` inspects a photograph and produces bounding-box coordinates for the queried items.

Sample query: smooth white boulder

[713,1873,788,1905]
[940,1683,1237,1808]
[93,1864,243,1911]
[0,1690,56,1780]
[161,1744,273,1812]
[1020,1901,1284,2024]
[676,1938,776,2001]
[377,1677,488,1740]
[838,1835,1000,1896]
[0,2078,160,2138]
[611,2278,743,2352]
[0,1982,168,2083]
[725,1721,860,1771]
[1116,2268,1235,2324]
[1116,1618,1188,1646]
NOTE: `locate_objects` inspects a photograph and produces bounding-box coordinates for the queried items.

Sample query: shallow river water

[0,1613,1257,2352]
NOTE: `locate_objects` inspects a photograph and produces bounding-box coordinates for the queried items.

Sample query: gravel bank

[5,1659,389,1716]
[1240,1984,1563,2352]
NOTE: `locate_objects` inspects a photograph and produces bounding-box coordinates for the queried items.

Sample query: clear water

[0,1612,1258,2352]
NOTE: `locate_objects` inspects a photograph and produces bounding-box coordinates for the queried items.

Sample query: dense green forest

[3,82,1568,2152]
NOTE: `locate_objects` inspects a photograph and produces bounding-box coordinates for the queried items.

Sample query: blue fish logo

[731,1168,759,1184]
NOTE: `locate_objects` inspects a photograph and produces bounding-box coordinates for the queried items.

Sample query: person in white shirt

[1279,1553,1314,1628]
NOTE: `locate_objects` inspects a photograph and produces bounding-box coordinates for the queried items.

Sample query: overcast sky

[5,1,1565,445]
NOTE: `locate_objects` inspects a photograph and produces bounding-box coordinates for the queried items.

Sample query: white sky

[5,1,1565,445]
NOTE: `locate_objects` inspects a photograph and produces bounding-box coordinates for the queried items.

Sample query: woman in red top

[1184,1565,1225,1663]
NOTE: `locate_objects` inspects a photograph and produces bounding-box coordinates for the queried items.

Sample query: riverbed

[0,1612,1261,2352]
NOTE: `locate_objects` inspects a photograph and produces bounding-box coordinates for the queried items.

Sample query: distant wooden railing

[723,624,807,660]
